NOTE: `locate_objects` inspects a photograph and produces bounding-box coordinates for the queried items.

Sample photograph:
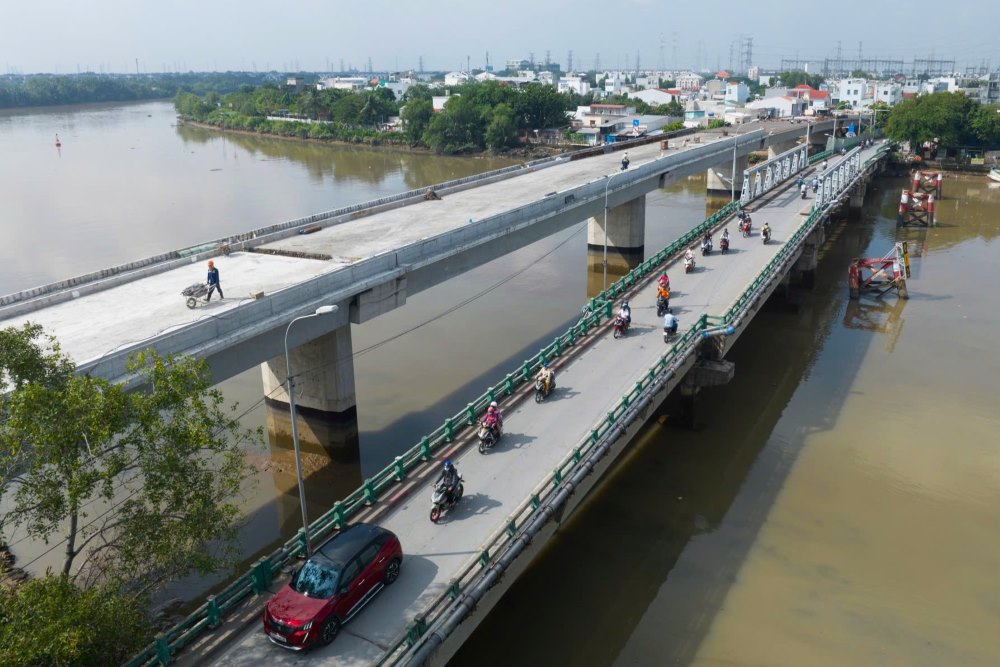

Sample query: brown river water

[3,102,1000,665]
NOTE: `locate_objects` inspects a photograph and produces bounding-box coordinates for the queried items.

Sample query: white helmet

[490,401,498,409]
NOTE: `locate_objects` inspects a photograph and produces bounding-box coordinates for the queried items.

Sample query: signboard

[633,119,640,127]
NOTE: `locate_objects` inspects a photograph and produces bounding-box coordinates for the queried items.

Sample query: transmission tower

[545,50,551,66]
[672,31,678,71]
[635,51,640,79]
[659,33,666,71]
[567,50,573,73]
[367,56,373,74]
[418,56,423,73]
[593,53,600,73]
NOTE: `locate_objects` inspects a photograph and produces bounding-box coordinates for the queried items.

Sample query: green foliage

[706,119,727,129]
[485,103,518,150]
[969,105,1000,144]
[401,98,433,143]
[0,325,259,595]
[423,95,487,154]
[0,575,152,667]
[0,72,281,109]
[885,92,980,147]
[779,70,825,89]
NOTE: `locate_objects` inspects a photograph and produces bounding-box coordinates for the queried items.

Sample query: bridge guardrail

[125,200,739,667]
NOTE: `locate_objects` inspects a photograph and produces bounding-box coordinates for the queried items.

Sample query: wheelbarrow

[181,282,209,309]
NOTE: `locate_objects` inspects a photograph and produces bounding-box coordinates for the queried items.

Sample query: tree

[485,103,518,150]
[664,99,684,117]
[0,575,152,667]
[513,83,571,129]
[779,70,824,89]
[0,323,259,596]
[969,104,1000,145]
[886,92,977,147]
[401,98,433,144]
[423,95,486,154]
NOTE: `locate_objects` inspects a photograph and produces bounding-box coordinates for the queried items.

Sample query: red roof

[792,84,818,91]
[811,91,830,99]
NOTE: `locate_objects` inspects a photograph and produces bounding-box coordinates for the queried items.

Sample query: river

[3,102,1000,666]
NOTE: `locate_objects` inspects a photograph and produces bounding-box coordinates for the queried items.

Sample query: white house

[873,82,903,106]
[558,77,591,96]
[837,78,871,108]
[444,71,470,87]
[725,82,750,104]
[317,77,368,91]
[431,95,453,112]
[746,96,804,118]
[676,72,704,92]
[631,88,681,106]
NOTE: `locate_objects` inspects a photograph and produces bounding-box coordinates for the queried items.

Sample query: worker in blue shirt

[206,260,224,301]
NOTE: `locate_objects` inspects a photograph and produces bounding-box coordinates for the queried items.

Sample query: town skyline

[2,0,996,76]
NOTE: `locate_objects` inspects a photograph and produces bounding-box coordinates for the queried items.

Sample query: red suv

[263,523,402,650]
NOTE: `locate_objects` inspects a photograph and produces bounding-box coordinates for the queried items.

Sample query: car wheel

[319,617,341,646]
[384,557,401,585]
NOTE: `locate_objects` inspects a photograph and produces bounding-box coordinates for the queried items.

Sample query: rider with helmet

[663,308,679,337]
[436,460,460,503]
[618,300,632,325]
[489,400,504,431]
[482,405,502,438]
[536,362,555,395]
[761,222,772,240]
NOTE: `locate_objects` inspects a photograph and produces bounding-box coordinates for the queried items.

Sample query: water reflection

[174,122,518,190]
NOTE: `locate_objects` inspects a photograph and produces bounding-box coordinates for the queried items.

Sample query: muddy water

[450,176,1000,666]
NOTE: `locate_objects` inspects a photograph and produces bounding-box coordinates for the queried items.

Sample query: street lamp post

[284,304,339,557]
[602,169,623,294]
[730,123,748,202]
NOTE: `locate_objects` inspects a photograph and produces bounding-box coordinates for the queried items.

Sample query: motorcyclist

[618,300,632,325]
[811,177,819,192]
[762,222,772,240]
[800,183,808,198]
[657,273,670,290]
[436,460,460,503]
[821,160,828,171]
[663,308,679,336]
[684,247,696,269]
[489,400,504,431]
[722,229,730,243]
[536,362,555,395]
[482,406,502,438]
[656,282,670,302]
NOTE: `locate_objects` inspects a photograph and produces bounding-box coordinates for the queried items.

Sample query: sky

[1,0,997,75]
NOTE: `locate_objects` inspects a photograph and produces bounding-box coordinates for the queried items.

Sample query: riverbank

[177,118,567,160]
[0,543,28,588]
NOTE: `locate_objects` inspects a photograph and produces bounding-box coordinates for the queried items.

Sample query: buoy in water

[55,134,61,147]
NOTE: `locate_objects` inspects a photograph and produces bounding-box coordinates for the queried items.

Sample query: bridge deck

[210,144,882,666]
[0,138,688,367]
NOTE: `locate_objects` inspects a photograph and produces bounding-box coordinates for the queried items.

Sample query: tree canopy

[778,70,825,89]
[0,323,259,596]
[885,92,987,147]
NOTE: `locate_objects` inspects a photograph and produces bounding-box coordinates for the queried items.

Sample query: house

[676,72,704,92]
[317,77,367,91]
[631,88,681,106]
[836,78,871,108]
[872,82,903,106]
[571,103,634,144]
[431,95,453,112]
[746,95,804,118]
[725,82,750,104]
[444,71,470,87]
[558,76,592,96]
[787,85,830,112]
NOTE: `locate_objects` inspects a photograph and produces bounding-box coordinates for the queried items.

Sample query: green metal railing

[125,200,739,667]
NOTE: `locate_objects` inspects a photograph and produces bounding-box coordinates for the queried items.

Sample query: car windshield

[290,559,340,599]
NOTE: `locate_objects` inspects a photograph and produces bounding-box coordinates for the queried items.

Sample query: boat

[989,167,1000,183]
[54,133,61,148]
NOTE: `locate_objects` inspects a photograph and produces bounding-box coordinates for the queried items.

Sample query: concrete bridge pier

[793,225,826,288]
[587,196,645,296]
[849,180,868,213]
[675,356,736,428]
[706,155,748,195]
[768,138,799,160]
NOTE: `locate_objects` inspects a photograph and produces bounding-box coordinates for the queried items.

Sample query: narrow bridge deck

[210,144,884,666]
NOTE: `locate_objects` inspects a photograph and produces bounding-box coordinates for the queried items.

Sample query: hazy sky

[2,0,996,74]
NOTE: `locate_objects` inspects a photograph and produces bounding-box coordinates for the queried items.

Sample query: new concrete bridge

[0,117,836,431]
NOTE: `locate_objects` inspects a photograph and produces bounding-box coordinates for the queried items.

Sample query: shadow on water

[449,187,904,667]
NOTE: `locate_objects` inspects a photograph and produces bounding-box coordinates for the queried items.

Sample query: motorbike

[701,241,712,256]
[720,237,730,254]
[656,294,670,317]
[741,220,752,238]
[534,377,554,402]
[762,227,771,244]
[478,422,500,453]
[684,256,695,273]
[663,325,678,344]
[612,314,629,338]
[800,187,807,199]
[430,475,464,523]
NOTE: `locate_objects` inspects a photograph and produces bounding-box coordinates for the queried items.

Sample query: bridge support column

[706,155,748,195]
[262,325,359,461]
[587,196,645,296]
[675,359,736,428]
[849,181,867,213]
[793,226,825,288]
[768,139,798,160]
